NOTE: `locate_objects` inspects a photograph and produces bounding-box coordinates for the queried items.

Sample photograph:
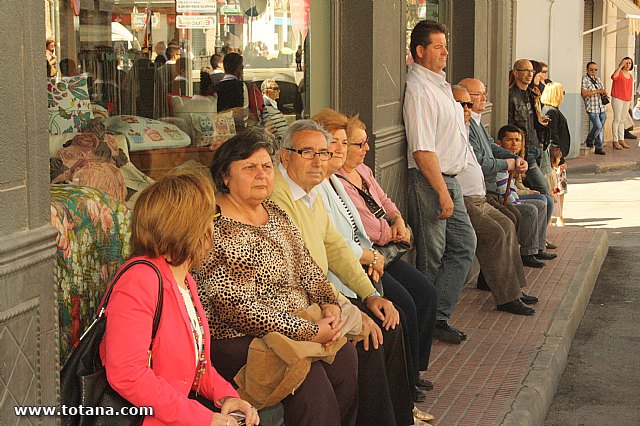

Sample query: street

[545,169,640,426]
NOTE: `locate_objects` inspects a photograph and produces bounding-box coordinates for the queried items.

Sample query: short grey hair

[261,79,276,93]
[280,119,333,157]
[451,84,467,92]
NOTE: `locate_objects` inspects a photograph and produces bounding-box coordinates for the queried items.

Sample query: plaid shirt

[581,74,605,113]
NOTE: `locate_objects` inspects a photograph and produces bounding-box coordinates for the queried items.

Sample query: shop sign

[219,15,245,25]
[69,0,81,15]
[176,15,216,29]
[220,4,242,15]
[176,0,217,13]
[131,13,148,32]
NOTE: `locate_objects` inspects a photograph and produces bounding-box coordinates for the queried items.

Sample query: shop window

[47,0,310,181]
[405,0,448,67]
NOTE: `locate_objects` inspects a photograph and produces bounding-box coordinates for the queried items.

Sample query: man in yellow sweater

[270,120,433,424]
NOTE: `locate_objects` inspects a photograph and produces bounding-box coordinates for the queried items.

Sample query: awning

[583,0,640,35]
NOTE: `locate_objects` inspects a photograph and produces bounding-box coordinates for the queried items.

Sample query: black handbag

[337,174,413,266]
[60,260,163,426]
[373,237,413,267]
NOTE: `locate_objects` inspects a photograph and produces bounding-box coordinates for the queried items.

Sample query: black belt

[442,173,457,178]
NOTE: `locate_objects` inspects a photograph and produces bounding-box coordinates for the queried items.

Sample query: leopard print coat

[194,200,338,341]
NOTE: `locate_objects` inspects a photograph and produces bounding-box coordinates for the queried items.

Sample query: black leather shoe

[497,300,535,315]
[535,251,558,260]
[452,326,467,340]
[476,272,490,291]
[434,320,463,344]
[624,129,637,139]
[413,386,427,402]
[521,255,545,268]
[594,148,606,155]
[416,378,434,391]
[520,293,539,305]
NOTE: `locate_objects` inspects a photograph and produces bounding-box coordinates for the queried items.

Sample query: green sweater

[270,168,375,300]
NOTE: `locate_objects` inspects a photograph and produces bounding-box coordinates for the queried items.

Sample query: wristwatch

[364,290,381,301]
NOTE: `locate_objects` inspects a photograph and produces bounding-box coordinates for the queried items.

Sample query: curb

[568,160,640,175]
[499,229,609,426]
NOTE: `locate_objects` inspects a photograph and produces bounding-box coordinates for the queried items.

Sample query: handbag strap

[336,174,386,218]
[587,75,601,90]
[97,259,164,344]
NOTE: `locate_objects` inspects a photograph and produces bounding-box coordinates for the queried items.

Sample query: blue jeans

[519,193,554,225]
[587,111,606,148]
[524,145,549,194]
[407,169,476,322]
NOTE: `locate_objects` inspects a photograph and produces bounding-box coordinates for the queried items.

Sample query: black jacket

[214,78,244,112]
[541,105,571,159]
[508,85,540,147]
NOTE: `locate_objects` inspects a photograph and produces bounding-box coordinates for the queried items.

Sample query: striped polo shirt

[403,63,469,175]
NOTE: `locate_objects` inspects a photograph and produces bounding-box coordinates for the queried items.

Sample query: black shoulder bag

[589,75,610,105]
[60,260,163,426]
[336,174,413,266]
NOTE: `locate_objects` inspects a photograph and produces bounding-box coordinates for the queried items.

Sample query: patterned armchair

[50,184,131,366]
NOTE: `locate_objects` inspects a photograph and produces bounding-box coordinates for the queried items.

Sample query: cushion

[189,110,236,148]
[50,133,130,159]
[168,94,217,142]
[47,74,94,135]
[103,115,191,152]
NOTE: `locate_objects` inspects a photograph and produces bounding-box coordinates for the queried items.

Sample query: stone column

[0,1,59,422]
[335,0,408,211]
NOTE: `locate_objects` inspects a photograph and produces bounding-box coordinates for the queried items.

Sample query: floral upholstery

[47,74,94,135]
[51,184,131,366]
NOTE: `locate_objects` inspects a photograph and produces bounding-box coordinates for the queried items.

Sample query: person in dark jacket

[214,52,245,112]
[541,82,571,159]
[508,59,549,194]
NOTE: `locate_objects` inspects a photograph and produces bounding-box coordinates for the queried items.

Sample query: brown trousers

[464,196,527,305]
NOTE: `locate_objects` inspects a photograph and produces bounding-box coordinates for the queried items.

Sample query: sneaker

[624,129,637,139]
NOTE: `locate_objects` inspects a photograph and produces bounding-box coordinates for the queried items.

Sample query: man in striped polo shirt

[403,20,477,344]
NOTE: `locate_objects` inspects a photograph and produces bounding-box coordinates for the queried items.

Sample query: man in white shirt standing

[452,86,538,315]
[403,20,476,344]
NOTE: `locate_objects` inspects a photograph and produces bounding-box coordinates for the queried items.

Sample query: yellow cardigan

[270,168,376,300]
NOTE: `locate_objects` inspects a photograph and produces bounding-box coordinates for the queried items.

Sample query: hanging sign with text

[176,15,216,29]
[176,0,217,13]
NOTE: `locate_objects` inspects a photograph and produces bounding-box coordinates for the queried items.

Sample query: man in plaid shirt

[581,61,607,155]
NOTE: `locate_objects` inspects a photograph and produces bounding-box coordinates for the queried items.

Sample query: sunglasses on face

[457,101,474,109]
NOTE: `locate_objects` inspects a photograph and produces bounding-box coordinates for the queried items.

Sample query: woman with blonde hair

[541,81,571,159]
[100,172,259,426]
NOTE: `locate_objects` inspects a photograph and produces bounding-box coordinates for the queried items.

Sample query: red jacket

[100,256,239,425]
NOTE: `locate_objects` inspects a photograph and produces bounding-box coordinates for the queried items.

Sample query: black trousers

[382,259,438,384]
[349,298,414,426]
[210,335,359,426]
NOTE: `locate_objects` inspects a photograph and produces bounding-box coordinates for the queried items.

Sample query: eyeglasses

[284,147,333,161]
[588,68,598,71]
[515,69,534,74]
[349,138,369,149]
[269,86,280,91]
[468,92,487,98]
[457,101,474,109]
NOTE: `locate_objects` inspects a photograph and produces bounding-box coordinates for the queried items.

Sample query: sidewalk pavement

[567,138,640,175]
[416,226,609,426]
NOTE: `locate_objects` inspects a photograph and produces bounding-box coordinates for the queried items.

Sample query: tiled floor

[416,226,601,425]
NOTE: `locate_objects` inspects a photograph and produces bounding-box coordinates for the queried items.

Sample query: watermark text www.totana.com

[14,404,154,417]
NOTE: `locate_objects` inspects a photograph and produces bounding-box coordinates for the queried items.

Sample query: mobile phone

[229,411,246,426]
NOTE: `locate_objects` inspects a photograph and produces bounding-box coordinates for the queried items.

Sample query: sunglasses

[457,101,474,109]
[269,86,280,91]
